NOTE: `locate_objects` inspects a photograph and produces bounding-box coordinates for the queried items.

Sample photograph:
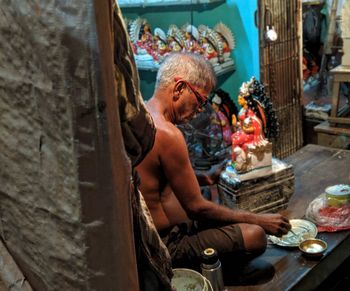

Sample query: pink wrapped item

[306,194,350,232]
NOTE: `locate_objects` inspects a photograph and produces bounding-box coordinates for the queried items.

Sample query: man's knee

[240,224,267,254]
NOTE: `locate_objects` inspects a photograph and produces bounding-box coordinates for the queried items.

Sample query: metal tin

[325,184,350,207]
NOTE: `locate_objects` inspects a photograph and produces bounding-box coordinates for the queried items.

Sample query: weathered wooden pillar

[0,1,138,290]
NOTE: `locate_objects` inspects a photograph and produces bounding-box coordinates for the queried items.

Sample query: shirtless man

[136,52,291,269]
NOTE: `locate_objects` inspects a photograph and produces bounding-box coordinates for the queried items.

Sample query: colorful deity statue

[136,22,154,52]
[182,25,203,54]
[128,18,161,68]
[231,77,278,173]
[198,25,220,65]
[211,95,232,146]
[168,36,183,52]
[200,37,218,62]
[214,22,235,62]
[210,89,238,146]
[167,25,185,53]
[129,18,155,56]
[153,28,170,60]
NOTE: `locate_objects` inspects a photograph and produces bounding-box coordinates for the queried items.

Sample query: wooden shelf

[136,63,160,72]
[119,0,223,8]
[302,0,324,5]
[136,60,235,77]
[214,62,235,77]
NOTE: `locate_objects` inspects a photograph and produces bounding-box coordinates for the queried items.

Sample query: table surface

[226,144,350,290]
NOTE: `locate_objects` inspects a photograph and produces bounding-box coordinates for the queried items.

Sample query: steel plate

[268,219,318,247]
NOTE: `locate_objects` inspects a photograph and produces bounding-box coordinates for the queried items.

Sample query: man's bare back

[136,100,193,231]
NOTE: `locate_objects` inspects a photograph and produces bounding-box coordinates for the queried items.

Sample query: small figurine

[130,19,154,55]
[214,22,235,62]
[128,18,160,68]
[210,89,238,146]
[153,28,170,60]
[231,77,278,173]
[167,25,185,53]
[183,25,203,54]
[211,95,232,145]
[198,25,220,65]
[201,37,218,62]
[129,18,153,54]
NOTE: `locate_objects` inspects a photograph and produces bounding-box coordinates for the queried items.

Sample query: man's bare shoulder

[155,119,183,140]
[153,123,187,160]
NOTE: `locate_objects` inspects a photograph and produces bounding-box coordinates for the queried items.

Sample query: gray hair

[155,52,216,92]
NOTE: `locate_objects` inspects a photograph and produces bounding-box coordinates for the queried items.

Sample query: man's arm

[159,127,290,236]
[195,159,227,186]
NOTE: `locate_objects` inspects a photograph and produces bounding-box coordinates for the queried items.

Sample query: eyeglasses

[175,77,208,110]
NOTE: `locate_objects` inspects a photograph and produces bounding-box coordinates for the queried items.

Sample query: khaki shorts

[160,221,245,269]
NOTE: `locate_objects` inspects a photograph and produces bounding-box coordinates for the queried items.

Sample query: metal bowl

[299,239,327,258]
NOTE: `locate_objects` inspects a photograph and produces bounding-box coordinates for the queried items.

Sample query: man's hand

[256,213,291,237]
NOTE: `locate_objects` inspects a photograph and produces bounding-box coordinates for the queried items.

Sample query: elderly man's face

[172,78,211,124]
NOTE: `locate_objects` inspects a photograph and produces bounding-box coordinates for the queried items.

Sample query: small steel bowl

[299,239,327,258]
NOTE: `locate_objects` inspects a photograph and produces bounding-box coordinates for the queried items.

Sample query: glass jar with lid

[325,184,350,207]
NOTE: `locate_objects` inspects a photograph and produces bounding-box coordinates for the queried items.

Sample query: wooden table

[226,144,350,290]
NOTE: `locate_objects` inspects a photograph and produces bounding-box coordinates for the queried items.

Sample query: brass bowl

[299,239,327,258]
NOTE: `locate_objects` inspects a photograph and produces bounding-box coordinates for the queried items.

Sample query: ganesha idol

[230,77,277,173]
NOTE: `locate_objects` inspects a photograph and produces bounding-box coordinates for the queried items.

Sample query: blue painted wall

[121,0,259,103]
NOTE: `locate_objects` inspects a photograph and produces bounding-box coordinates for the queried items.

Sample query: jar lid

[201,248,219,265]
[325,184,350,198]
